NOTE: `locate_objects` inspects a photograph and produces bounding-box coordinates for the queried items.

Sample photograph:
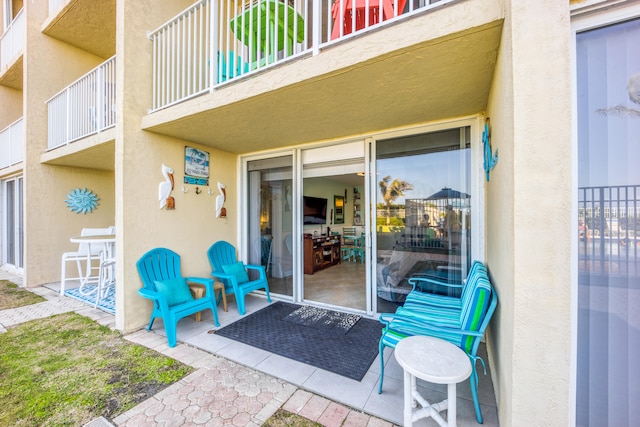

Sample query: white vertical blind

[576,16,640,427]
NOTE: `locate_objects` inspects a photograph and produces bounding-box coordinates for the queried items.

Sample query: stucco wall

[116,0,237,332]
[23,1,114,286]
[0,86,22,130]
[486,0,572,424]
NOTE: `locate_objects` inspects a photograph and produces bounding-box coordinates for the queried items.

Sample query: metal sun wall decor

[65,188,100,214]
[483,119,498,181]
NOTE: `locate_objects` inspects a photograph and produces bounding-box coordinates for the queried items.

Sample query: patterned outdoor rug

[64,285,115,314]
[215,301,381,381]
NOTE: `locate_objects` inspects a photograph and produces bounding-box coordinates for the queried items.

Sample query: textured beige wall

[22,1,115,286]
[116,0,236,332]
[486,0,572,425]
[0,86,22,130]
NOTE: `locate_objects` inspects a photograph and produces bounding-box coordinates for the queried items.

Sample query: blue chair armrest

[408,276,464,293]
[244,264,267,279]
[379,312,395,327]
[211,271,236,282]
[138,288,170,312]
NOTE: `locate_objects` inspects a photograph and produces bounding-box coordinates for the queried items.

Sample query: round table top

[394,336,471,384]
[70,234,116,244]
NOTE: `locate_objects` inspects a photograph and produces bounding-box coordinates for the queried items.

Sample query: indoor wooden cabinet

[304,235,341,274]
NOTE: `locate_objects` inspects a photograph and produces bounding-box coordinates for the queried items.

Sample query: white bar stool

[394,335,472,427]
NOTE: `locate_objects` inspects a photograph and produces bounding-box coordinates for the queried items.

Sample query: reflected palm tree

[379,175,413,226]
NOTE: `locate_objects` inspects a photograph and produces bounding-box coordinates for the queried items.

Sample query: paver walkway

[0,274,396,427]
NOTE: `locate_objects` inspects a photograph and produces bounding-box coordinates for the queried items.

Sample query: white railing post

[312,0,320,56]
[210,0,218,92]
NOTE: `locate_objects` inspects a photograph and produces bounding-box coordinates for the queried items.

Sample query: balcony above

[42,0,116,59]
[43,56,116,171]
[142,0,503,154]
[0,8,25,90]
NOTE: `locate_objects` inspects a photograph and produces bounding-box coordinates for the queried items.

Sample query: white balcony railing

[47,56,117,150]
[0,8,25,70]
[149,0,451,111]
[0,118,24,169]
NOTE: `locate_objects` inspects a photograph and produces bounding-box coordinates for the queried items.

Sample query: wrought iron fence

[578,185,640,276]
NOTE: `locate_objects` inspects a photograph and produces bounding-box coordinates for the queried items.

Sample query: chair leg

[209,303,220,327]
[469,364,484,423]
[264,284,272,303]
[166,321,178,348]
[236,291,246,315]
[60,259,67,295]
[214,283,228,312]
[378,339,386,394]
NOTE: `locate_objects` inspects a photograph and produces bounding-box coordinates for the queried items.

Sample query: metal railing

[149,0,451,111]
[0,118,24,169]
[47,56,117,149]
[0,8,25,70]
[578,185,640,276]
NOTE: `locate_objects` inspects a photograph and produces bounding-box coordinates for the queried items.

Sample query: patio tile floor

[1,271,499,426]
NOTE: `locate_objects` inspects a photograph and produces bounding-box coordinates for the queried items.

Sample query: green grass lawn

[0,313,193,426]
[0,280,46,310]
[0,280,315,426]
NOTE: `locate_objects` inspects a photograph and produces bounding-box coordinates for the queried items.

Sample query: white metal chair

[60,226,115,295]
[95,258,116,308]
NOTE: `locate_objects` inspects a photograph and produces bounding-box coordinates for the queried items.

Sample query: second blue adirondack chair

[207,241,271,315]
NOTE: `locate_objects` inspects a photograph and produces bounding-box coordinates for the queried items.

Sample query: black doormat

[214,301,382,381]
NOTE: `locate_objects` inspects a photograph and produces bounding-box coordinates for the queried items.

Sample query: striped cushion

[404,261,486,311]
[392,306,461,328]
[380,261,492,353]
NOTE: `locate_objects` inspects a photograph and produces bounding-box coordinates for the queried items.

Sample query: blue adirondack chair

[207,241,271,315]
[377,261,498,424]
[136,247,220,347]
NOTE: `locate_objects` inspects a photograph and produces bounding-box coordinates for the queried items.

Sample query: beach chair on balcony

[207,240,271,315]
[331,0,407,40]
[217,50,249,82]
[230,0,305,69]
[137,248,220,348]
[377,261,497,424]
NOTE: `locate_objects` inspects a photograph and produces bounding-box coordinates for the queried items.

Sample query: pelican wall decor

[216,181,227,218]
[159,164,175,210]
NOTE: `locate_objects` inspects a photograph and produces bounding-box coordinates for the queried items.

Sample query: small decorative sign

[65,188,99,214]
[184,146,209,186]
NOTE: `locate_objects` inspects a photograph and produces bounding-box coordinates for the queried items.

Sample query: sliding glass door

[247,156,294,297]
[301,143,367,311]
[575,10,640,426]
[2,175,23,271]
[374,128,472,312]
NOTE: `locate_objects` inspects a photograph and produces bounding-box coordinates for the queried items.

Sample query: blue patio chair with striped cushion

[137,248,220,348]
[403,260,486,311]
[377,263,497,424]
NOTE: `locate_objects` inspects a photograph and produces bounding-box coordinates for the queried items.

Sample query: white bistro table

[69,234,116,296]
[394,335,472,427]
